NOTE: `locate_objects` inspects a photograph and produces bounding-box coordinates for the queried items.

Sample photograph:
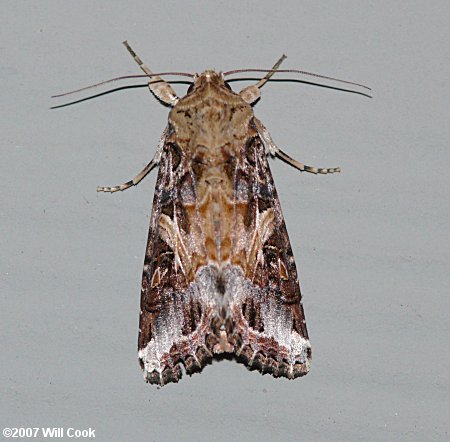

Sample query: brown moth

[90,42,369,385]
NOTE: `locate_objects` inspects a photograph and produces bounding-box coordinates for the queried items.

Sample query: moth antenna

[224,67,371,92]
[52,72,194,98]
[52,74,150,98]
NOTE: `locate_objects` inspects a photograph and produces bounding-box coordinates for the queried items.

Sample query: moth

[55,42,370,385]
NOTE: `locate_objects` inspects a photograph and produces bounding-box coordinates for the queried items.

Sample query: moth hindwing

[97,43,342,386]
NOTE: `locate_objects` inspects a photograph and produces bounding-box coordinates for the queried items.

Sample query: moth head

[187,70,232,95]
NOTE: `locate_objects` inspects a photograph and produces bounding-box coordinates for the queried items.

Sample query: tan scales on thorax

[168,71,254,272]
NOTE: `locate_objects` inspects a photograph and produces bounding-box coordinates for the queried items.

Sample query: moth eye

[224,81,232,91]
[187,83,195,94]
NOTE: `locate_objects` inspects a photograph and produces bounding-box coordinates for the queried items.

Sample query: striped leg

[239,54,287,105]
[97,126,167,193]
[274,148,341,174]
[122,41,179,106]
[254,118,340,175]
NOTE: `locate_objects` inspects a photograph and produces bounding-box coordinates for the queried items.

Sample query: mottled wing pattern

[138,128,216,385]
[138,120,310,385]
[227,122,311,378]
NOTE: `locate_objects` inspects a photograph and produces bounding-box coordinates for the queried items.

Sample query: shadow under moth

[54,42,370,386]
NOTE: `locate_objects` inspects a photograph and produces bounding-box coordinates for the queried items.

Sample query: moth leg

[122,40,179,106]
[254,117,341,174]
[97,126,168,193]
[96,159,157,193]
[239,54,287,105]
